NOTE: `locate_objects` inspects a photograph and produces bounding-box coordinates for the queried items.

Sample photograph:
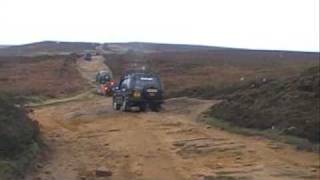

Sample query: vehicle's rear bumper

[128,98,163,105]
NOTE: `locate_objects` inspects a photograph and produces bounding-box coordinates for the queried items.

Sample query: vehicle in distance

[112,71,163,112]
[84,53,92,61]
[96,71,115,96]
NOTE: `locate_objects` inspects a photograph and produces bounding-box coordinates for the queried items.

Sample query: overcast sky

[0,0,319,51]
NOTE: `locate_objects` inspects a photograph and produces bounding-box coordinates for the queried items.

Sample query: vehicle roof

[98,71,110,75]
[121,70,159,80]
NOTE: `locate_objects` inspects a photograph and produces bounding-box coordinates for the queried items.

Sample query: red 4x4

[100,80,116,96]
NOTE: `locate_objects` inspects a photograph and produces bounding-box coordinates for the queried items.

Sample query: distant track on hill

[76,55,112,86]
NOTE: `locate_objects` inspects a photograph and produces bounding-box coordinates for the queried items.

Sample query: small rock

[95,167,112,177]
[248,149,256,153]
[170,147,177,150]
[34,177,42,180]
[216,163,223,168]
[124,155,130,158]
[311,168,317,172]
[108,129,120,132]
[269,144,283,150]
[243,163,254,167]
[44,170,51,174]
[36,163,43,169]
[206,125,211,129]
[173,142,185,147]
[134,170,143,176]
[104,143,109,146]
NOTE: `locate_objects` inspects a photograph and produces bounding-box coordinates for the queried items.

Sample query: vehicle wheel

[140,104,147,112]
[113,101,120,110]
[121,100,128,112]
[107,91,113,96]
[150,104,161,112]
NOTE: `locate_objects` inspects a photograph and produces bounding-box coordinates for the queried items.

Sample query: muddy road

[26,56,319,180]
[26,97,320,180]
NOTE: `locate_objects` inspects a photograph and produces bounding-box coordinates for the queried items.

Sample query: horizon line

[1,40,319,53]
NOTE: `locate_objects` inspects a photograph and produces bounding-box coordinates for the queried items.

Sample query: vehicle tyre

[150,104,161,112]
[140,104,147,112]
[121,100,128,112]
[107,91,113,96]
[113,101,120,110]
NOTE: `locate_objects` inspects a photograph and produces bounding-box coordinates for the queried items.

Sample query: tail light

[133,90,141,97]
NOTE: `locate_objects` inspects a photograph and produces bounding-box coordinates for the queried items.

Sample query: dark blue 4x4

[112,72,164,112]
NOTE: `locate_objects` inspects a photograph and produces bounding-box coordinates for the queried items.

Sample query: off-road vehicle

[84,53,92,61]
[112,71,163,112]
[96,71,111,84]
[96,71,115,96]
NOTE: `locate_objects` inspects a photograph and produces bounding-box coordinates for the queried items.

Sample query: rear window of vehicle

[133,76,161,89]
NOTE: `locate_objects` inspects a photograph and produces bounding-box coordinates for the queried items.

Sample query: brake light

[133,90,141,97]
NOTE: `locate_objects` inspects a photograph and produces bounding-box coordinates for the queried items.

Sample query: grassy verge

[28,89,97,108]
[0,94,42,180]
[200,115,319,152]
[0,142,41,179]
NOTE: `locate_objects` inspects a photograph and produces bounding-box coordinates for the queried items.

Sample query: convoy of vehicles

[112,70,164,112]
[94,60,163,112]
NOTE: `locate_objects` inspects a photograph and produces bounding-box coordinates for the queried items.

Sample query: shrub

[0,94,39,158]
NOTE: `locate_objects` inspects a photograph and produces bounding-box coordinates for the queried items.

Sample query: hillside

[0,55,88,99]
[0,94,40,179]
[103,48,319,96]
[0,41,318,98]
[208,66,320,142]
[0,42,318,179]
[0,41,99,56]
[103,42,225,53]
[0,45,10,49]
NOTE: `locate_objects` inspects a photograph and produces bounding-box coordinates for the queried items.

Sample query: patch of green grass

[200,115,319,152]
[0,161,14,179]
[28,89,96,108]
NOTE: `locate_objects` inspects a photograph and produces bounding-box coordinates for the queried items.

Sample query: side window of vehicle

[125,79,130,88]
[120,79,128,89]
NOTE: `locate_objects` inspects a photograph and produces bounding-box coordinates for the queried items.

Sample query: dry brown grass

[104,50,319,96]
[0,55,87,98]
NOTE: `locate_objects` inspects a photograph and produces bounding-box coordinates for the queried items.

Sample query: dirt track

[25,56,319,180]
[77,55,112,85]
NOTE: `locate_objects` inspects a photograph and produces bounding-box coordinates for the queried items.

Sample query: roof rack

[120,69,157,80]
